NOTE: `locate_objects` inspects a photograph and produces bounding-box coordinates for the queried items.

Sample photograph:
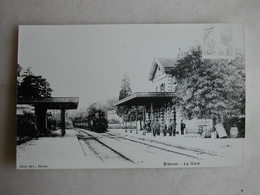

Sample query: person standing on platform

[167,118,175,136]
[143,120,150,135]
[152,119,160,136]
[162,122,167,136]
[180,119,186,135]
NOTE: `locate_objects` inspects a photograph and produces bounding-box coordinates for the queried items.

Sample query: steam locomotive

[73,110,108,133]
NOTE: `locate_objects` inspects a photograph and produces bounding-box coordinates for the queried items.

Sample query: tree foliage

[17,112,38,139]
[172,46,245,122]
[116,74,132,120]
[119,73,132,100]
[17,65,53,98]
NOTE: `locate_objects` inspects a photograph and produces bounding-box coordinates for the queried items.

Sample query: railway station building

[115,57,212,135]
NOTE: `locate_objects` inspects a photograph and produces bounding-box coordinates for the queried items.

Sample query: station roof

[17,97,79,109]
[114,92,175,107]
[148,58,177,81]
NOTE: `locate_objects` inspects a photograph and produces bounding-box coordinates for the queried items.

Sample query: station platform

[17,129,86,169]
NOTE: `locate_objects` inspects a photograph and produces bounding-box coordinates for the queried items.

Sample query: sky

[18,24,244,108]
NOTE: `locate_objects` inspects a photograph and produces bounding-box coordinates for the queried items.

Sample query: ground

[16,128,244,169]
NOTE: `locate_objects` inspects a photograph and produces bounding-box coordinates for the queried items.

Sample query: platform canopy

[114,92,175,107]
[17,97,79,109]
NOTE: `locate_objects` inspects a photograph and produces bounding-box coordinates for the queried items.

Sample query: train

[73,110,108,133]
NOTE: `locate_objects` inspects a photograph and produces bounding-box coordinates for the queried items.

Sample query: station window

[160,83,165,92]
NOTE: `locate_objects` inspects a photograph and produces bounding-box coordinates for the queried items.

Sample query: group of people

[144,119,186,137]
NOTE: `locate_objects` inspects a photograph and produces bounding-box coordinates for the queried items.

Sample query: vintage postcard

[16,24,245,169]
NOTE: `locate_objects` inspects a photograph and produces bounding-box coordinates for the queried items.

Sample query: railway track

[79,129,203,160]
[76,130,135,163]
[105,132,222,157]
[103,132,202,160]
[75,128,222,166]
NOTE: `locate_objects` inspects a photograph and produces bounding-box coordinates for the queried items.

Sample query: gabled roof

[148,58,177,81]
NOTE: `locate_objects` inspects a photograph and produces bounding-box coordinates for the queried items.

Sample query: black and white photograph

[16,24,245,169]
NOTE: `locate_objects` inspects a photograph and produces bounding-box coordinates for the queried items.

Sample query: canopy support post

[135,106,138,134]
[143,107,145,130]
[61,108,66,136]
[130,109,132,133]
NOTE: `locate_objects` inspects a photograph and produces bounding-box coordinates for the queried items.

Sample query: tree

[119,73,132,100]
[172,46,245,126]
[116,74,132,120]
[17,65,53,98]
